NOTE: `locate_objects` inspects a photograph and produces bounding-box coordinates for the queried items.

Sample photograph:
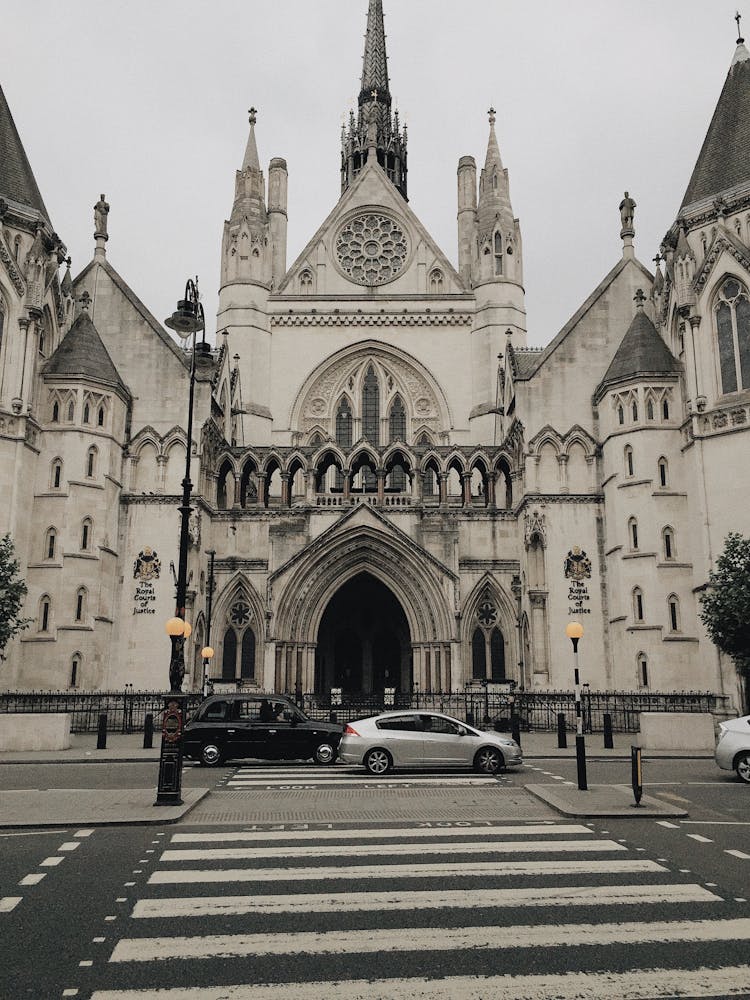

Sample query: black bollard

[143,713,154,749]
[557,712,567,749]
[96,712,107,750]
[511,714,522,748]
[329,711,337,724]
[603,712,614,749]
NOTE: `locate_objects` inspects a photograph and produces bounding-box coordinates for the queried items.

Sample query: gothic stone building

[1,3,749,711]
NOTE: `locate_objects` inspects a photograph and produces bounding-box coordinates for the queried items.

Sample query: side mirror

[457,725,467,737]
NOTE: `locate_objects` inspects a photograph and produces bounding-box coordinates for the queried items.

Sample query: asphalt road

[0,758,748,998]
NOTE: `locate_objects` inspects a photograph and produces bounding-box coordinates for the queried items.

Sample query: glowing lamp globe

[201,646,215,660]
[165,617,185,637]
[182,621,193,639]
[565,621,584,641]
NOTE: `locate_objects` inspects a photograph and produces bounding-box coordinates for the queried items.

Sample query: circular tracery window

[335,213,409,286]
[230,601,251,628]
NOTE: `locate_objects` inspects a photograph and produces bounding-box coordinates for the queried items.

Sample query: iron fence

[0,688,731,734]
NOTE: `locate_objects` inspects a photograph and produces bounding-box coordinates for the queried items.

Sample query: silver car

[338,710,523,775]
[715,714,750,784]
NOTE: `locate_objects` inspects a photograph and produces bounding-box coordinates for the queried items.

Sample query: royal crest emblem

[133,547,161,581]
[564,546,592,581]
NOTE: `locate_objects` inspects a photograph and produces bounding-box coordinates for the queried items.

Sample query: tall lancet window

[362,365,380,445]
[335,396,353,491]
[388,396,407,490]
[715,277,750,393]
[494,231,503,275]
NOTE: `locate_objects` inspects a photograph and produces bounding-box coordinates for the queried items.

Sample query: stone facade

[0,4,748,710]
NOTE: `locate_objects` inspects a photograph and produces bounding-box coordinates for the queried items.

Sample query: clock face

[335,212,409,286]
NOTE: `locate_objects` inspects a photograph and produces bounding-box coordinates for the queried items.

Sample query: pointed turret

[341,1,407,199]
[679,30,750,212]
[597,291,681,396]
[221,108,271,289]
[475,109,522,287]
[44,302,128,396]
[0,82,51,227]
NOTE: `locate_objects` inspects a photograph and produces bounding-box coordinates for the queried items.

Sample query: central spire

[341,1,407,200]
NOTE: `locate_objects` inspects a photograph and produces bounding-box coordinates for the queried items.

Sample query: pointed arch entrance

[315,572,411,695]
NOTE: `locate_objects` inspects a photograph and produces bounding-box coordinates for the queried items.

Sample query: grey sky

[1,1,743,345]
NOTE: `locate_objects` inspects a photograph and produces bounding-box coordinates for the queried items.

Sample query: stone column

[438,471,448,506]
[462,472,472,507]
[232,474,241,509]
[487,472,497,509]
[558,453,569,493]
[343,469,351,501]
[280,472,291,507]
[257,472,268,508]
[376,468,386,504]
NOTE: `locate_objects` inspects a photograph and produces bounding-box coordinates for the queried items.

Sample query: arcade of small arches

[211,446,517,510]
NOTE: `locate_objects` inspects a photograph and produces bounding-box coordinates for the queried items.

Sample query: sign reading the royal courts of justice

[564,546,592,616]
[133,547,161,615]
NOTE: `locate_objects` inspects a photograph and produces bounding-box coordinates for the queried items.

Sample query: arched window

[52,400,60,423]
[658,457,668,488]
[646,398,655,421]
[51,458,63,490]
[222,599,256,682]
[300,269,313,294]
[631,399,638,421]
[662,397,670,420]
[668,595,680,632]
[86,446,97,478]
[67,399,75,422]
[39,595,51,632]
[75,588,86,622]
[361,365,379,445]
[97,405,105,427]
[624,445,634,477]
[38,329,46,357]
[388,396,406,443]
[429,269,444,293]
[618,405,624,425]
[83,401,91,424]
[472,628,486,680]
[81,518,93,551]
[70,655,80,688]
[633,587,644,622]
[493,231,503,275]
[663,526,675,561]
[490,629,506,681]
[637,652,649,688]
[45,528,57,561]
[628,517,639,551]
[335,397,353,449]
[714,277,750,393]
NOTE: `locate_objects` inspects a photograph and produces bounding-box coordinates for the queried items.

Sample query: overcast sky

[1,1,744,347]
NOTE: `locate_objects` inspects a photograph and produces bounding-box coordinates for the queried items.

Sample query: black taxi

[182,693,343,766]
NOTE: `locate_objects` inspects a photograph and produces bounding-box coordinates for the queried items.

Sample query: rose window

[230,601,251,627]
[335,213,409,285]
[477,601,498,629]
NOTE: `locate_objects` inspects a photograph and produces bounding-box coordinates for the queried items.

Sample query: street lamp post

[203,549,216,696]
[565,621,588,791]
[155,279,206,808]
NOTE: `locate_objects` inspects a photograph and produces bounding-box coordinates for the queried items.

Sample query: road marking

[655,791,691,803]
[75,829,95,837]
[93,937,106,943]
[159,838,626,863]
[149,858,666,885]
[62,990,78,997]
[687,834,714,843]
[169,824,589,844]
[0,829,68,838]
[0,896,22,912]
[18,873,45,886]
[725,849,750,860]
[656,821,680,828]
[89,965,750,999]
[226,777,499,787]
[79,960,93,967]
[132,882,719,920]
[110,917,750,963]
[59,841,81,852]
[40,856,63,866]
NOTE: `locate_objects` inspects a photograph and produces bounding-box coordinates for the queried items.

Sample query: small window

[662,398,670,420]
[52,400,60,423]
[75,588,86,622]
[668,595,680,632]
[45,528,56,561]
[628,517,639,551]
[631,400,638,421]
[51,459,62,489]
[83,402,90,424]
[38,330,46,357]
[97,405,105,427]
[637,653,649,688]
[67,400,75,422]
[70,657,80,688]
[624,446,634,477]
[40,596,51,632]
[81,518,92,551]
[633,587,644,621]
[658,458,668,488]
[493,232,503,275]
[646,399,655,421]
[663,527,675,560]
[86,446,97,478]
[618,405,624,425]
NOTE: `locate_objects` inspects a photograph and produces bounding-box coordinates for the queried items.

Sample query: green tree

[0,534,32,661]
[700,532,750,702]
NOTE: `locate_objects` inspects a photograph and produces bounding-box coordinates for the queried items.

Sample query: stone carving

[188,509,202,547]
[133,547,161,581]
[619,191,636,233]
[564,546,592,581]
[0,239,26,295]
[335,212,409,286]
[94,194,110,236]
[524,508,546,547]
[731,408,747,425]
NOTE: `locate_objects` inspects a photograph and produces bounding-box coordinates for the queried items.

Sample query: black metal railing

[0,688,731,734]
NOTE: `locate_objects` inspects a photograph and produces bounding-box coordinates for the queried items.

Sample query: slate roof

[0,82,50,223]
[360,0,390,100]
[680,42,750,211]
[597,309,680,397]
[44,310,129,396]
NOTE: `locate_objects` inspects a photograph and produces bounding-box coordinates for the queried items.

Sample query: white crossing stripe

[725,849,750,859]
[159,838,625,862]
[148,858,667,885]
[687,834,713,843]
[18,874,46,886]
[227,778,502,787]
[170,824,590,843]
[59,841,81,852]
[110,917,749,963]
[132,882,719,919]
[86,965,750,999]
[0,896,22,912]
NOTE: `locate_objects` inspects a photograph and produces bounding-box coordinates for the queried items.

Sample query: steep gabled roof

[680,41,750,212]
[596,308,680,398]
[43,310,129,396]
[0,82,50,223]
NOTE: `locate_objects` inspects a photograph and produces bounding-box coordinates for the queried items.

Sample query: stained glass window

[715,278,750,393]
[362,367,379,445]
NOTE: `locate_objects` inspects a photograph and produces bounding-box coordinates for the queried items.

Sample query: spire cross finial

[736,11,744,43]
[488,106,496,125]
[371,89,378,103]
[634,289,647,309]
[248,107,257,125]
[653,252,662,267]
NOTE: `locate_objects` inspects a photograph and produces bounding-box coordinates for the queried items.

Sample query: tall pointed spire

[475,108,523,288]
[242,107,260,172]
[0,82,51,226]
[679,21,750,212]
[341,1,407,199]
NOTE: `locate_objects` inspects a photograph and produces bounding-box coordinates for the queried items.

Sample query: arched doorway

[315,572,411,695]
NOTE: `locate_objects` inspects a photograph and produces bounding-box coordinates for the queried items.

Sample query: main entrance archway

[315,573,411,695]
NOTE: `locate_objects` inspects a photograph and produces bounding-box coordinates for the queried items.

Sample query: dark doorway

[316,572,411,695]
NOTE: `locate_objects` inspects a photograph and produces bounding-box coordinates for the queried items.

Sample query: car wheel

[364,747,392,775]
[313,742,337,765]
[200,742,223,767]
[474,747,503,774]
[736,752,750,784]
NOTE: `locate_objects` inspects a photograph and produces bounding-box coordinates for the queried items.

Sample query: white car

[715,714,750,784]
[338,710,523,775]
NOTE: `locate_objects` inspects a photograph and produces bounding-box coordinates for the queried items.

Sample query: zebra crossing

[222,763,514,790]
[84,821,750,999]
